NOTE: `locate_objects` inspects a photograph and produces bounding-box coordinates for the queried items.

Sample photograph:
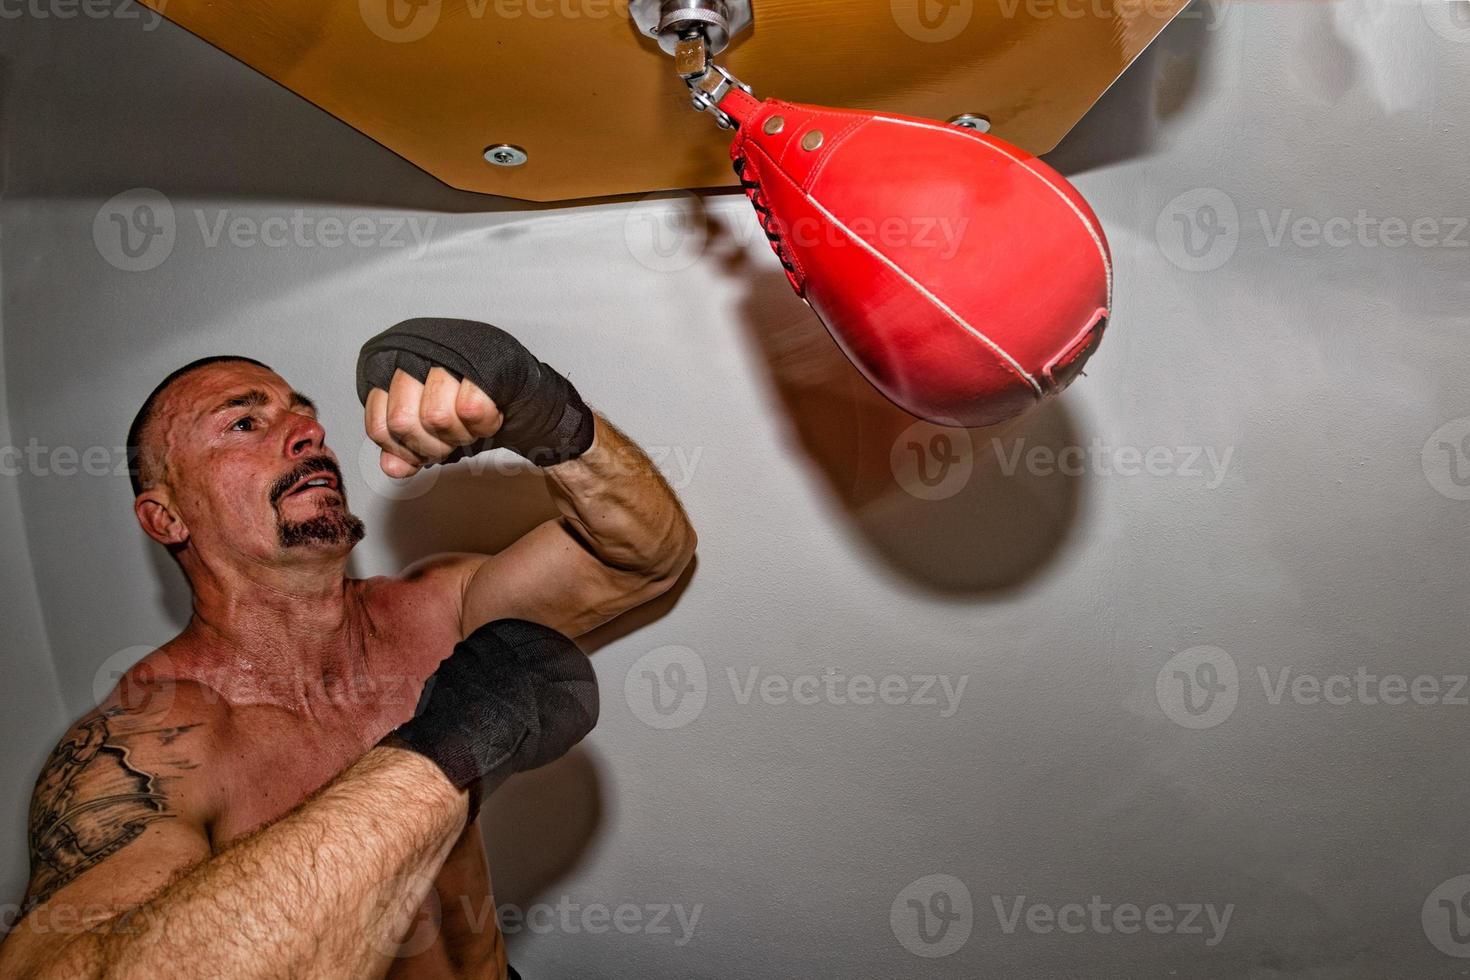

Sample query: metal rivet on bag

[484,144,528,167]
[801,130,825,151]
[947,113,992,133]
[764,116,786,135]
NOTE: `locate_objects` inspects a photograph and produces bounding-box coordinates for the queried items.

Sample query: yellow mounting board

[137,0,1191,202]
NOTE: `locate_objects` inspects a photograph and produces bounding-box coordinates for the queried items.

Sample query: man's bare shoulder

[24,672,228,911]
[77,657,233,801]
[388,552,489,588]
[355,553,490,631]
[101,641,239,735]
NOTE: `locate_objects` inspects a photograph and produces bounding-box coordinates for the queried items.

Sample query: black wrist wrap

[389,619,599,819]
[356,317,596,466]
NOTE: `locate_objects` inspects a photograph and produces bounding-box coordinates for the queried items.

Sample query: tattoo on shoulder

[25,712,177,909]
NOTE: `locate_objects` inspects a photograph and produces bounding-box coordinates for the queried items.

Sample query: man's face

[146,362,364,563]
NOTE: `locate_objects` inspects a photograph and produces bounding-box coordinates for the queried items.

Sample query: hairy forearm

[38,748,466,980]
[546,415,696,580]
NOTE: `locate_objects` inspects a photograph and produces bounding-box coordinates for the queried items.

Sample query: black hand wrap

[356,317,596,467]
[387,619,599,819]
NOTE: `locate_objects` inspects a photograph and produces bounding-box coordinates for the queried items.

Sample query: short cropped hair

[126,355,272,497]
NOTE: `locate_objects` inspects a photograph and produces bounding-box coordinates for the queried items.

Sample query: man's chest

[207,616,465,844]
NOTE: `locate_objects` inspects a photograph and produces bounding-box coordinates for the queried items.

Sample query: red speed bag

[717,88,1113,428]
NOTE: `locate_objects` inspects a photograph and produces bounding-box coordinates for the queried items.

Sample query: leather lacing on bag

[732,153,804,294]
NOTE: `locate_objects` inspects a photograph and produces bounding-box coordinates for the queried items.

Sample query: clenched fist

[357,317,597,476]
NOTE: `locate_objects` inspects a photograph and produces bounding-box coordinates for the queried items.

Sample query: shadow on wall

[1043,0,1223,176]
[481,744,604,921]
[736,264,1086,597]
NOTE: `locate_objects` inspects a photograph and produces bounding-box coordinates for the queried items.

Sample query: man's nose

[285,414,327,458]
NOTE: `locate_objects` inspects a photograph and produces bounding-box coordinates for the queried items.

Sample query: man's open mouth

[283,473,338,499]
[282,472,341,500]
[269,457,349,507]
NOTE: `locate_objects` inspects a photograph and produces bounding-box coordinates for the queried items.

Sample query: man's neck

[180,549,371,689]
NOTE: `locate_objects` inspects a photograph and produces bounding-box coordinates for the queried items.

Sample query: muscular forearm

[38,748,467,980]
[545,415,696,580]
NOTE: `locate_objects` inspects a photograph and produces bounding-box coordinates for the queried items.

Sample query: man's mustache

[269,456,346,506]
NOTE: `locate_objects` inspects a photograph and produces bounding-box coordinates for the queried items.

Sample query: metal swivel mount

[630,0,755,130]
[629,0,753,57]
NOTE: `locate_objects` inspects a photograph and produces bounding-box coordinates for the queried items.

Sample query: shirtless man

[0,318,697,979]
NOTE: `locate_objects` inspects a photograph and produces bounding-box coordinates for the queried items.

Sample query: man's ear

[135,489,189,549]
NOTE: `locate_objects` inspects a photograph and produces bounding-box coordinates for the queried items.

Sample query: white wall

[3,1,1470,975]
[0,246,67,922]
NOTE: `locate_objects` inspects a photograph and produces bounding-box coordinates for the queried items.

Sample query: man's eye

[231,416,257,432]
